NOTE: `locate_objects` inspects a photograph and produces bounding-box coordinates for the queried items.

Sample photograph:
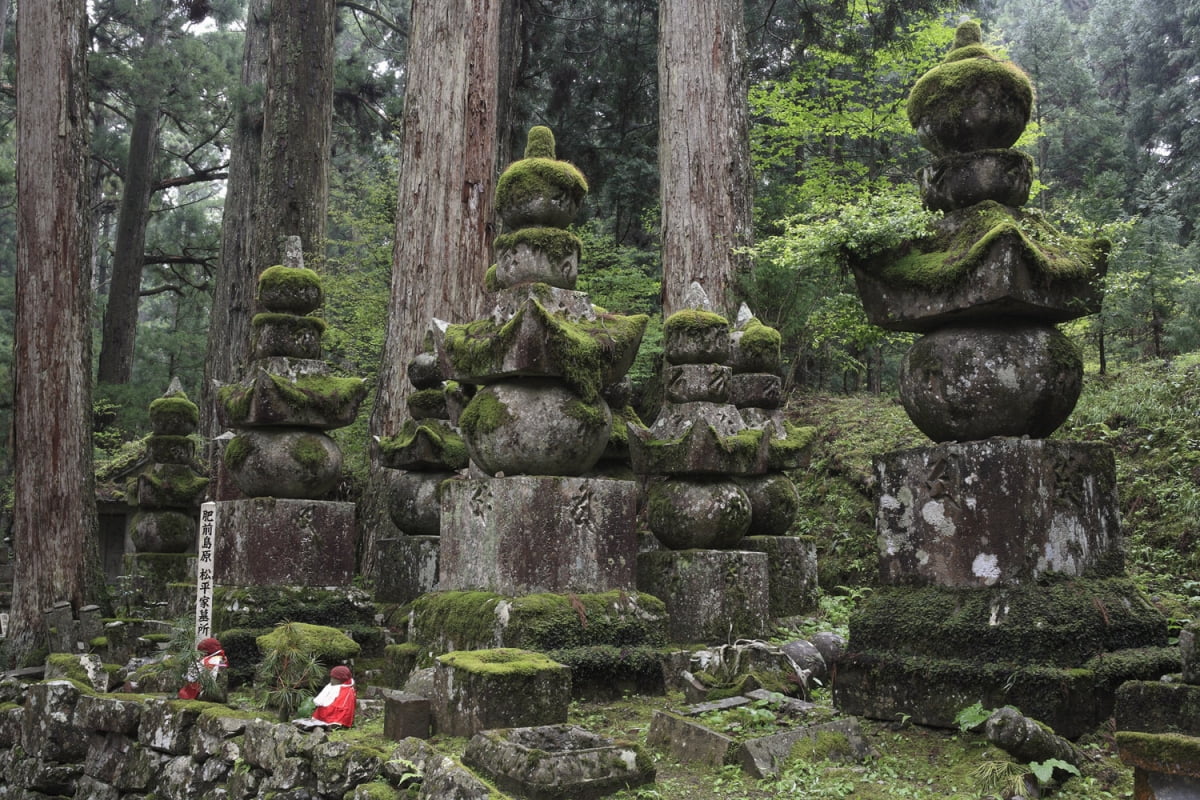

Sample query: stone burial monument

[429,126,650,596]
[834,21,1174,738]
[631,284,816,643]
[212,236,368,586]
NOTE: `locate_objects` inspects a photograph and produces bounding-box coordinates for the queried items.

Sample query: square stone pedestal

[836,439,1170,738]
[1116,678,1200,799]
[876,439,1123,587]
[440,477,638,594]
[212,498,355,586]
[375,536,439,604]
[637,550,770,644]
[741,536,818,618]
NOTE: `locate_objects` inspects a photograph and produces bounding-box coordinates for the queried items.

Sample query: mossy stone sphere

[736,473,800,536]
[130,510,195,553]
[386,469,454,535]
[495,158,588,229]
[908,52,1033,155]
[647,479,751,550]
[459,379,611,476]
[257,265,324,313]
[149,395,199,435]
[224,429,343,498]
[899,322,1082,442]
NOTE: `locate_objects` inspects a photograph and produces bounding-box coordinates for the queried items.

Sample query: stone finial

[682,281,713,312]
[736,303,754,327]
[165,376,185,396]
[953,20,982,49]
[524,126,556,159]
[282,235,304,269]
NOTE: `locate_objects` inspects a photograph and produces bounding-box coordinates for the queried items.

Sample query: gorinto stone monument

[835,21,1173,737]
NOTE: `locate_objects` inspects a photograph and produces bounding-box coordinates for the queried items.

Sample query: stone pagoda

[632,286,815,642]
[373,341,469,602]
[214,237,368,586]
[124,379,209,602]
[836,21,1173,737]
[431,126,649,595]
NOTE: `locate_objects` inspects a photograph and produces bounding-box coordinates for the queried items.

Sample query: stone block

[432,649,571,737]
[138,699,204,756]
[22,681,87,762]
[876,439,1123,587]
[637,550,770,644]
[1118,731,1200,787]
[738,718,870,778]
[440,477,638,594]
[374,536,439,604]
[212,498,355,586]
[390,738,495,800]
[741,536,818,617]
[1182,622,1200,684]
[464,724,655,800]
[1117,681,1200,737]
[646,710,737,767]
[383,691,431,740]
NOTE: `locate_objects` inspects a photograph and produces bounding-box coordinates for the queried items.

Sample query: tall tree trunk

[8,0,103,666]
[202,0,269,439]
[250,0,335,271]
[362,0,499,579]
[97,31,165,385]
[658,0,753,317]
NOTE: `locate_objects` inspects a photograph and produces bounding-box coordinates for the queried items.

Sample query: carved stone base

[440,477,638,594]
[834,580,1171,738]
[375,536,440,604]
[636,550,770,644]
[876,439,1123,587]
[122,553,194,606]
[211,498,356,586]
[741,536,818,618]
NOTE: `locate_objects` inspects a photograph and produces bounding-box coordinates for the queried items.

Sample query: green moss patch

[525,125,556,159]
[251,312,327,335]
[1116,730,1200,772]
[148,394,199,429]
[494,227,582,264]
[496,157,588,211]
[438,648,565,677]
[459,390,513,438]
[735,318,782,372]
[218,372,367,426]
[222,435,254,472]
[873,202,1109,290]
[908,56,1032,129]
[664,309,729,336]
[377,419,469,470]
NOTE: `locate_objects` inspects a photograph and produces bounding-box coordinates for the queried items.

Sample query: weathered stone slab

[432,649,571,737]
[663,363,732,404]
[739,718,871,778]
[375,535,440,604]
[682,696,752,716]
[390,737,497,800]
[1117,681,1200,738]
[876,439,1123,587]
[464,724,655,800]
[212,498,355,586]
[383,690,431,741]
[1117,730,1200,780]
[22,681,87,762]
[741,536,817,617]
[636,550,770,644]
[440,477,637,594]
[646,710,737,767]
[75,695,144,735]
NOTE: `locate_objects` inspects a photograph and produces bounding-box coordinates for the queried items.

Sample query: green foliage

[1030,758,1080,785]
[254,622,337,721]
[954,701,992,733]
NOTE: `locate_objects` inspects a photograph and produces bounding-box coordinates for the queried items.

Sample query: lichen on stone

[494,227,583,265]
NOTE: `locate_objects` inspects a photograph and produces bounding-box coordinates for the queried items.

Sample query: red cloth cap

[331,666,352,682]
[197,637,222,654]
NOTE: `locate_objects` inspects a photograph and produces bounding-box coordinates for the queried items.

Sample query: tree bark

[658,0,753,317]
[250,0,336,271]
[362,0,499,579]
[8,0,103,666]
[201,0,269,439]
[97,8,167,385]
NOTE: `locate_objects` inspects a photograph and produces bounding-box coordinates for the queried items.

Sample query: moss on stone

[495,157,588,213]
[664,309,729,336]
[945,43,993,62]
[438,648,565,677]
[790,731,856,762]
[46,653,93,685]
[1116,730,1200,770]
[138,464,209,504]
[148,394,199,429]
[407,388,446,418]
[875,202,1108,290]
[494,227,582,264]
[768,422,818,470]
[908,54,1033,132]
[525,126,556,159]
[220,373,367,426]
[289,435,330,470]
[258,264,322,295]
[348,781,402,800]
[563,398,610,430]
[736,318,782,370]
[377,419,469,470]
[459,390,513,438]
[953,20,982,49]
[223,435,254,472]
[484,263,501,292]
[251,312,327,335]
